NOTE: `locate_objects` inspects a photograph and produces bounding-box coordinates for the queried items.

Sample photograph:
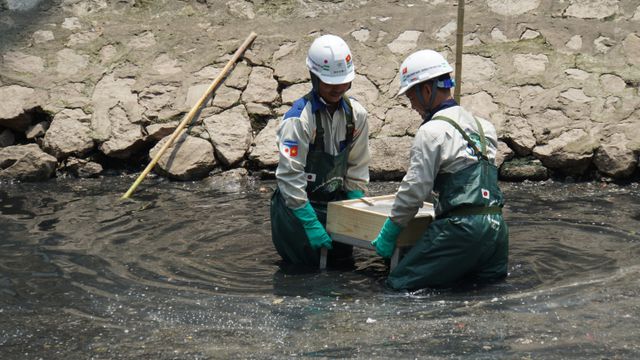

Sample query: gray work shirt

[390,105,499,226]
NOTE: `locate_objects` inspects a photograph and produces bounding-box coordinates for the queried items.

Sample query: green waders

[271,95,355,267]
[387,115,509,290]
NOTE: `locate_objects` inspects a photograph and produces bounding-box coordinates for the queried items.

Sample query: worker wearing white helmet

[271,34,370,268]
[372,49,509,290]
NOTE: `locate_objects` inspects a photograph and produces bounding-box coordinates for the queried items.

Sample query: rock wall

[0,0,639,181]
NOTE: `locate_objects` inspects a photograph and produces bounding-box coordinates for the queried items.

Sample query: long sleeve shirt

[390,104,499,227]
[275,92,370,209]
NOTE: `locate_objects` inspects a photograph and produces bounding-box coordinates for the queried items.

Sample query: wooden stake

[121,32,257,199]
[454,0,465,103]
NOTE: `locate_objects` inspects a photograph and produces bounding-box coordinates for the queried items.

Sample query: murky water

[1,176,639,359]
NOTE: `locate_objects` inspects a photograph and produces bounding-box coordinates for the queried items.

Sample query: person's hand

[345,189,365,200]
[371,218,404,259]
[292,202,333,250]
[305,225,333,250]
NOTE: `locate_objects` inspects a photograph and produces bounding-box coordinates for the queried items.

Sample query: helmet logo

[402,67,408,74]
[345,54,351,63]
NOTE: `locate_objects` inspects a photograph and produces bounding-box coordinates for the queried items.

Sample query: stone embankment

[1,0,639,182]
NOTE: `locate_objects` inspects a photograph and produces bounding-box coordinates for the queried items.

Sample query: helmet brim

[310,70,355,85]
[397,85,411,97]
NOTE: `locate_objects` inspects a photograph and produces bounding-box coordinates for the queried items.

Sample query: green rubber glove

[346,189,365,199]
[292,202,333,250]
[371,218,404,259]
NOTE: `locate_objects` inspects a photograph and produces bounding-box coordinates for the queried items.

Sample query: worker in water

[270,34,370,268]
[372,49,508,290]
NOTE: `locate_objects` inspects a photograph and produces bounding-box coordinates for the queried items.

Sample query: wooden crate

[326,195,434,247]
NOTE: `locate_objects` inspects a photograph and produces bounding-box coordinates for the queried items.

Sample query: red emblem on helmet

[345,54,351,62]
[402,67,408,74]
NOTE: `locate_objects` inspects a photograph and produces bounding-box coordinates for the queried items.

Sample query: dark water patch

[0,192,35,219]
[36,218,58,231]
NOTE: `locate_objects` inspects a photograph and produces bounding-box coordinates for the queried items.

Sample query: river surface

[1,176,639,359]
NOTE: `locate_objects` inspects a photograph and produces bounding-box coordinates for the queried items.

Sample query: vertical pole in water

[319,248,328,270]
[390,248,400,271]
[454,0,465,103]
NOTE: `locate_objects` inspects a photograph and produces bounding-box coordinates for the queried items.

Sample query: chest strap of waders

[432,115,501,219]
[304,93,354,153]
[431,115,488,161]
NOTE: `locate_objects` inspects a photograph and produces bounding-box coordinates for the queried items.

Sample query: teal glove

[292,202,333,250]
[371,218,404,259]
[346,189,365,199]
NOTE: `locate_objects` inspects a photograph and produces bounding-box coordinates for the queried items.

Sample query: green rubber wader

[271,95,355,267]
[387,115,509,290]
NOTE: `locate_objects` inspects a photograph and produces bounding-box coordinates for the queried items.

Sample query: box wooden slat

[326,195,434,247]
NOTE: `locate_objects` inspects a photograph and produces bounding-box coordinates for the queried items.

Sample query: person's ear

[421,82,430,101]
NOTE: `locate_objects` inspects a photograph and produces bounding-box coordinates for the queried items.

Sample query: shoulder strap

[313,111,325,152]
[343,95,355,145]
[473,116,487,156]
[304,92,325,152]
[431,115,488,160]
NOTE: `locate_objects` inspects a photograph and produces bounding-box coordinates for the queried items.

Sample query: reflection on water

[5,0,43,11]
[1,177,639,358]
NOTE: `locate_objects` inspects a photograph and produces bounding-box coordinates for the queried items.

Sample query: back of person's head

[397,49,453,96]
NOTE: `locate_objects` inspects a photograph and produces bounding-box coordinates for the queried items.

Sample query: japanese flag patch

[481,188,490,199]
[282,139,299,158]
[305,173,316,182]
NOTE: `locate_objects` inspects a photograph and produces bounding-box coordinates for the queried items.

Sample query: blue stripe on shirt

[283,97,310,120]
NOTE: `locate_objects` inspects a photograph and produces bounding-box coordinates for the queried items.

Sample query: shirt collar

[310,90,351,115]
[423,98,458,123]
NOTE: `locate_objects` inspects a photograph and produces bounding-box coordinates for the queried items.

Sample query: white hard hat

[306,34,355,85]
[397,49,453,96]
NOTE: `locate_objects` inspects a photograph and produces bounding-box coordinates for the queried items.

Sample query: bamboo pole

[454,0,465,103]
[121,32,258,199]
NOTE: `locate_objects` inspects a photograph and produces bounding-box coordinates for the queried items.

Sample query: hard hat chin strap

[415,80,439,122]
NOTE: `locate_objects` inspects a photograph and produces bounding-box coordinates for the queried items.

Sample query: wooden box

[326,195,434,247]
